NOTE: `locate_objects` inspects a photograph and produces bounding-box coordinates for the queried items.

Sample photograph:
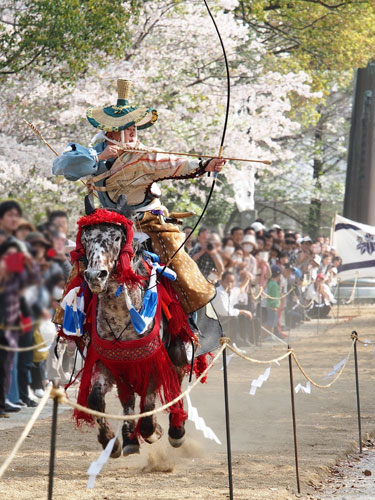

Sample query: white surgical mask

[243,244,254,253]
[224,246,235,256]
[232,254,242,262]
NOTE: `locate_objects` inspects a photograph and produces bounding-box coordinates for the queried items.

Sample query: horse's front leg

[139,378,163,444]
[168,365,186,448]
[87,364,121,459]
[166,339,187,448]
[121,394,140,456]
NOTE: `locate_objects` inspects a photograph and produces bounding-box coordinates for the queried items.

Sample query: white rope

[0,384,53,479]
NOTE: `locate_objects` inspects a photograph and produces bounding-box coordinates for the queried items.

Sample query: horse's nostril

[84,270,108,281]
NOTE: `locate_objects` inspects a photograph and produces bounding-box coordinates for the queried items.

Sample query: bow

[162,0,231,268]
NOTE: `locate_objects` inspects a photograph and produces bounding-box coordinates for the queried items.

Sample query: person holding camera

[189,230,224,283]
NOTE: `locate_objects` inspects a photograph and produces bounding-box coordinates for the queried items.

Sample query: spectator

[0,200,22,237]
[250,221,265,236]
[230,226,244,247]
[265,265,283,337]
[241,235,257,283]
[256,235,265,250]
[244,227,255,236]
[15,219,36,242]
[26,231,70,282]
[320,253,332,276]
[48,210,69,237]
[212,270,255,346]
[0,238,38,414]
[221,236,236,270]
[264,233,274,251]
[190,229,224,282]
[305,273,336,319]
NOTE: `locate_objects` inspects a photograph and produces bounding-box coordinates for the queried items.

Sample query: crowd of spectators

[0,200,74,418]
[187,221,342,347]
[0,198,342,418]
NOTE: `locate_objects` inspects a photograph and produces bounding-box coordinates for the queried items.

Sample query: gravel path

[311,446,375,499]
[1,305,375,499]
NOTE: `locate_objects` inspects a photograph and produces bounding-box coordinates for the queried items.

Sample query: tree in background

[1,0,374,233]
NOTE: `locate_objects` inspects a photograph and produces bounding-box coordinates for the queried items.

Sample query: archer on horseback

[52,79,225,317]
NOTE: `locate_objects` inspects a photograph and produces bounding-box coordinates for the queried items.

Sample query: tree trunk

[308,118,323,238]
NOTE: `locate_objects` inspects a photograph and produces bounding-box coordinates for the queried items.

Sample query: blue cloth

[52,142,120,208]
[6,351,19,404]
[52,142,105,181]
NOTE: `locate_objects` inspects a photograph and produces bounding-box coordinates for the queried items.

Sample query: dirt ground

[1,304,375,500]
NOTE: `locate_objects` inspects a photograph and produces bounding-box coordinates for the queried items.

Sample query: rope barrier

[291,340,355,389]
[261,287,295,300]
[292,290,314,310]
[351,331,375,346]
[0,341,48,353]
[226,343,292,364]
[249,286,294,301]
[0,384,53,479]
[56,343,227,422]
[55,334,356,422]
[249,286,263,301]
[0,327,368,482]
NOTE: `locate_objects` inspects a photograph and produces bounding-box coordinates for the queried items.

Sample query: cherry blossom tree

[0,0,327,231]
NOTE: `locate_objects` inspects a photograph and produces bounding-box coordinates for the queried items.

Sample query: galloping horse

[70,197,191,458]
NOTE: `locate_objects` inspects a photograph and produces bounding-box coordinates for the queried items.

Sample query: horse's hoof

[110,439,122,459]
[123,443,140,456]
[145,424,163,444]
[168,435,185,448]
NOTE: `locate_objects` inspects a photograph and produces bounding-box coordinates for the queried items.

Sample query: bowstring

[158,0,231,277]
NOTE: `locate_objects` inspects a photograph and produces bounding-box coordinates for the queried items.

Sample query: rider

[52,79,225,319]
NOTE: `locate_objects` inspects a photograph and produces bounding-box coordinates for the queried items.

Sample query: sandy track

[1,305,375,500]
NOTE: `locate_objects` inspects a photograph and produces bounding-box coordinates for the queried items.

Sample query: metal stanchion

[222,348,233,500]
[352,332,362,454]
[288,347,301,494]
[48,380,60,500]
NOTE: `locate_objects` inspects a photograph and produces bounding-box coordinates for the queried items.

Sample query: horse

[72,196,189,458]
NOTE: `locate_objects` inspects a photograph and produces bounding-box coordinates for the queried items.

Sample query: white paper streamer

[186,393,221,445]
[249,367,271,396]
[326,357,347,378]
[87,421,121,488]
[295,382,311,394]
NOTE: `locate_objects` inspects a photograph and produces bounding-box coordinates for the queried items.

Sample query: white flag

[333,214,375,279]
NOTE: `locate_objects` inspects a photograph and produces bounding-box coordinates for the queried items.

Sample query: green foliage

[236,0,375,90]
[0,0,140,82]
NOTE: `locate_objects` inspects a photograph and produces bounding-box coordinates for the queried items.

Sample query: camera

[206,242,214,251]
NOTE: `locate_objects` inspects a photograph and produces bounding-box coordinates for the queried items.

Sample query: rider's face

[107,126,137,144]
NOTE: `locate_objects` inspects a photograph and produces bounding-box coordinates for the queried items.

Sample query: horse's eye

[115,235,121,242]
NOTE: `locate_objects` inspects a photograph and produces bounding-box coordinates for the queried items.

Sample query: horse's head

[81,222,124,294]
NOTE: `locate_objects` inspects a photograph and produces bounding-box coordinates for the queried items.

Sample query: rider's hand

[98,145,124,161]
[205,158,226,173]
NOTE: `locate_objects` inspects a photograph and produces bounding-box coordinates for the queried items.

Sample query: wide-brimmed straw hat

[86,79,158,132]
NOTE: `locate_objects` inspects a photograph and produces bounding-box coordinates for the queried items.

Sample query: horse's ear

[116,194,133,219]
[84,195,96,215]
